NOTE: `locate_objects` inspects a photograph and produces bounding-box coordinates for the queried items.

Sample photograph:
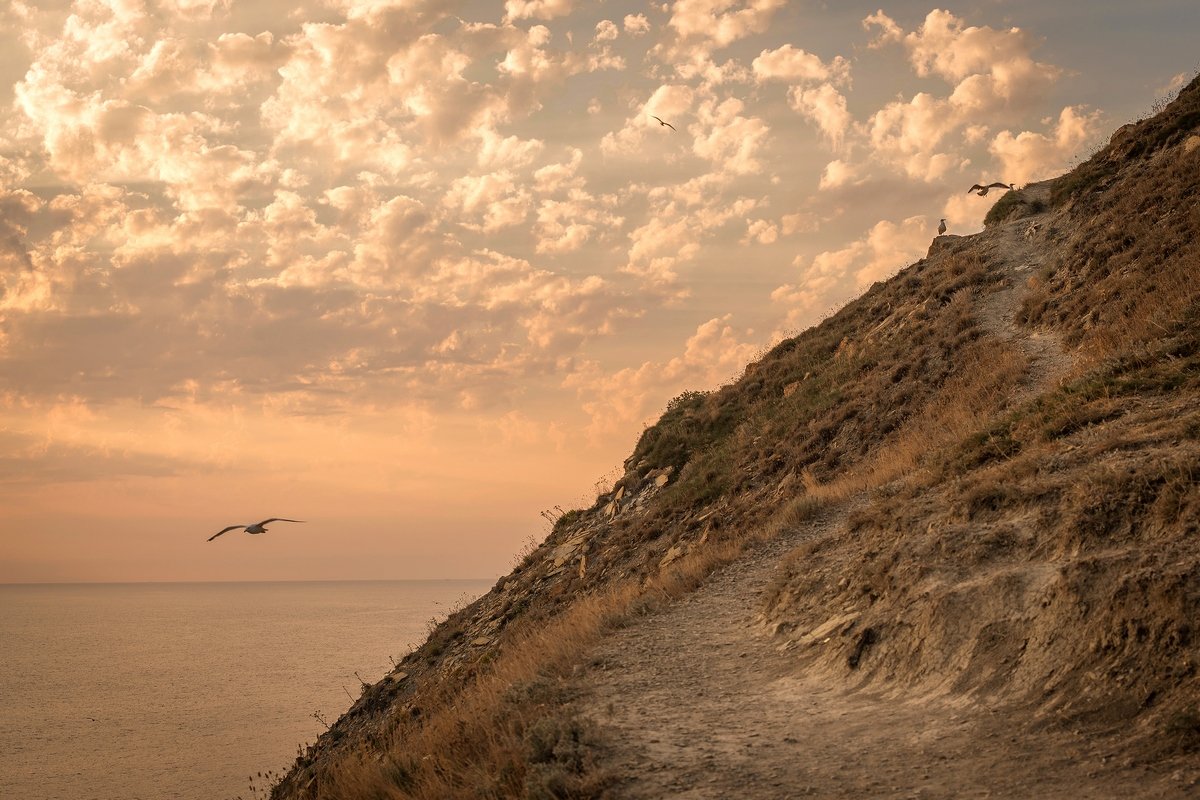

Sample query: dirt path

[976,187,1075,397]
[576,512,1194,799]
[572,204,1197,798]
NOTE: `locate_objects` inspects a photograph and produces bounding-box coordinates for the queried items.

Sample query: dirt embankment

[578,509,1198,799]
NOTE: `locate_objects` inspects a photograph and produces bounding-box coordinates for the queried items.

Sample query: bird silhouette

[967,182,1015,197]
[937,218,947,235]
[651,115,676,131]
[208,518,305,542]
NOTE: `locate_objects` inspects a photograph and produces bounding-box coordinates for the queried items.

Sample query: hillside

[268,76,1200,799]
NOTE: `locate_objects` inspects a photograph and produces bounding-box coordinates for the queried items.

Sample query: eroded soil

[577,511,1198,799]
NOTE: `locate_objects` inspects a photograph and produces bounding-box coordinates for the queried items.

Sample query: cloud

[600,83,695,157]
[594,20,619,43]
[989,105,1104,184]
[666,0,787,51]
[691,96,770,175]
[772,215,931,332]
[443,171,531,233]
[566,314,760,438]
[789,83,852,149]
[623,14,650,36]
[752,44,849,85]
[504,0,573,22]
[842,9,1071,183]
[818,158,862,190]
[742,218,778,245]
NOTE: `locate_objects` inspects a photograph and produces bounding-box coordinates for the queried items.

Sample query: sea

[0,579,494,800]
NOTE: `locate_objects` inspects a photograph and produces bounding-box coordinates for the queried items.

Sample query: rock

[470,636,492,647]
[1185,134,1200,156]
[659,544,685,567]
[551,543,577,567]
[654,471,671,488]
[798,612,860,646]
[386,671,408,683]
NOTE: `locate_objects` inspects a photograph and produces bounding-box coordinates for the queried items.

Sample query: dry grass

[1028,75,1200,360]
[316,521,775,799]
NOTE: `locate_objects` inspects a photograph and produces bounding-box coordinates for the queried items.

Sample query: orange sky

[2,0,1197,582]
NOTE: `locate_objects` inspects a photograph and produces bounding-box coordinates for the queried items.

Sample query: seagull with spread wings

[651,115,676,131]
[967,182,1015,197]
[208,518,305,542]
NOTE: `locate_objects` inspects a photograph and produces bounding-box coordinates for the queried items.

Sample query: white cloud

[666,0,787,50]
[594,20,619,43]
[742,218,778,244]
[818,158,861,190]
[600,83,694,157]
[789,83,852,150]
[989,105,1103,184]
[504,0,573,22]
[623,14,650,36]
[692,96,770,175]
[752,44,849,85]
[566,314,760,438]
[773,215,931,332]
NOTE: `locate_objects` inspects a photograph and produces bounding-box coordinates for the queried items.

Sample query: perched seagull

[208,518,305,542]
[651,115,676,131]
[967,182,1015,197]
[937,218,947,235]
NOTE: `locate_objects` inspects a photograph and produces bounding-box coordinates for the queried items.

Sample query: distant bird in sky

[937,218,947,235]
[207,518,305,542]
[967,182,1015,196]
[651,115,676,131]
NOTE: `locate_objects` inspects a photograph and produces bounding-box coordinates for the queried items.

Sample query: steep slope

[269,75,1200,799]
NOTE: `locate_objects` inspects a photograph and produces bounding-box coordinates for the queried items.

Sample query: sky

[1,0,1197,583]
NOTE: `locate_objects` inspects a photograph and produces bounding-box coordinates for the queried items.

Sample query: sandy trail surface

[574,206,1197,798]
[577,513,1194,799]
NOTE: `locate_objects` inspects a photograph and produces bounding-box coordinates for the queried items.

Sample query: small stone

[659,544,685,567]
[471,636,492,646]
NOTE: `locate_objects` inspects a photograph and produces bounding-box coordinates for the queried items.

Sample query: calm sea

[0,579,493,800]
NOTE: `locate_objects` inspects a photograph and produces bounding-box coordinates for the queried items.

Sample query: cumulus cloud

[503,0,573,22]
[989,105,1103,184]
[623,14,650,36]
[691,96,770,175]
[566,314,760,438]
[789,83,852,149]
[818,158,862,190]
[772,215,930,332]
[666,0,787,51]
[594,20,619,42]
[752,44,849,85]
[600,83,695,157]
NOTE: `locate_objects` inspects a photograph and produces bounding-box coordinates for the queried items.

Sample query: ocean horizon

[0,578,493,800]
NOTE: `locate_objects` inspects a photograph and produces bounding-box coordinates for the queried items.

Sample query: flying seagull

[651,115,676,131]
[937,218,947,235]
[967,182,1015,197]
[208,518,305,542]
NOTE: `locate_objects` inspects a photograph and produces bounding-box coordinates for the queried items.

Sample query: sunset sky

[1,0,1196,583]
